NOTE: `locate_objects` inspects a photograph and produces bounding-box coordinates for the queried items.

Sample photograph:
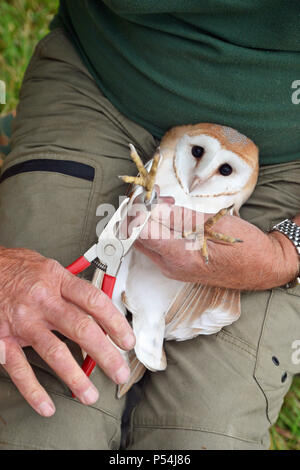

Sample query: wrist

[268,230,300,288]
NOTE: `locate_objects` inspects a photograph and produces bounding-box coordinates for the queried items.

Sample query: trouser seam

[217,330,257,358]
[278,289,300,298]
[132,424,263,445]
[253,290,274,426]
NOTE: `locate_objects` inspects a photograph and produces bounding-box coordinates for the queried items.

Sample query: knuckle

[10,363,30,382]
[74,316,95,341]
[44,258,61,271]
[28,387,42,404]
[12,309,34,338]
[108,313,126,335]
[42,258,62,277]
[101,349,123,373]
[70,373,85,389]
[28,280,50,303]
[86,288,104,311]
[14,304,28,319]
[45,342,68,364]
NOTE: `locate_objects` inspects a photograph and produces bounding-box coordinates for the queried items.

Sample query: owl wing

[164,283,240,341]
[118,283,240,398]
[117,349,146,398]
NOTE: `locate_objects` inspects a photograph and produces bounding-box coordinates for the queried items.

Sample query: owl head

[154,123,259,214]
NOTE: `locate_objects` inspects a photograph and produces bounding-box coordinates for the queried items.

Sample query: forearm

[136,210,300,291]
[207,212,300,290]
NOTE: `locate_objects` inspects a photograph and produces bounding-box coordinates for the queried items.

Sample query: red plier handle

[67,256,90,275]
[65,195,151,392]
[66,258,116,377]
[80,273,116,375]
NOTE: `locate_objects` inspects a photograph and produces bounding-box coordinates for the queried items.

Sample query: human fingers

[60,272,135,352]
[29,327,99,404]
[42,297,131,385]
[1,337,55,417]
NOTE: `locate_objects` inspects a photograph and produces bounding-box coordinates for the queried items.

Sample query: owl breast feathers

[114,123,258,397]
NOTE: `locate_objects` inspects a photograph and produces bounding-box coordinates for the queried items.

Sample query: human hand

[0,248,135,417]
[135,204,299,290]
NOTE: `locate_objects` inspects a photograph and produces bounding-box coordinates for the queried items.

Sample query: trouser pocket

[254,286,300,425]
[0,156,96,267]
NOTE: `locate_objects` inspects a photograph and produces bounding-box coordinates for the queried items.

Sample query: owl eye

[219,163,233,176]
[191,145,205,159]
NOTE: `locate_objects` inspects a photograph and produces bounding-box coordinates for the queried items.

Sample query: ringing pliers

[66,193,153,378]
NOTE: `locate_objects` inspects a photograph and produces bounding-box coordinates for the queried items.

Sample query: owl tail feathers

[117,350,146,398]
[117,348,167,398]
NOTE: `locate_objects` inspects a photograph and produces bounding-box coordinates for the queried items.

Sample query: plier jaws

[95,196,150,276]
[68,196,150,277]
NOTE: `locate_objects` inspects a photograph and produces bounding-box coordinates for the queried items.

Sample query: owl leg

[119,144,159,202]
[184,205,242,263]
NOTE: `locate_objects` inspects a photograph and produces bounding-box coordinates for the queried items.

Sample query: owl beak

[189,175,203,192]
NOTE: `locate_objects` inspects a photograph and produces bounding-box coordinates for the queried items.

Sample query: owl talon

[183,205,243,262]
[119,144,159,202]
[204,205,234,231]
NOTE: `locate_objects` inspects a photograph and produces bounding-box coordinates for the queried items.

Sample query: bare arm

[135,208,300,291]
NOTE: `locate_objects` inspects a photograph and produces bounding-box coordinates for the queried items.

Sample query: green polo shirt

[51,0,300,165]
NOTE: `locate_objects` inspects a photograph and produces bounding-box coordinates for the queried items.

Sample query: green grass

[270,376,300,450]
[0,0,58,113]
[0,0,300,451]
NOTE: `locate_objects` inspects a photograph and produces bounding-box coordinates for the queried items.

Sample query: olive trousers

[0,28,299,450]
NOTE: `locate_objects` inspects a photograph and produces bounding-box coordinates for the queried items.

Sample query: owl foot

[119,144,159,202]
[184,205,243,263]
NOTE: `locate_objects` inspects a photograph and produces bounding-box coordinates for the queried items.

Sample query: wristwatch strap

[272,219,300,288]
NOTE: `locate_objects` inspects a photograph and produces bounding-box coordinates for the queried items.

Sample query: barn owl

[111,123,258,397]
